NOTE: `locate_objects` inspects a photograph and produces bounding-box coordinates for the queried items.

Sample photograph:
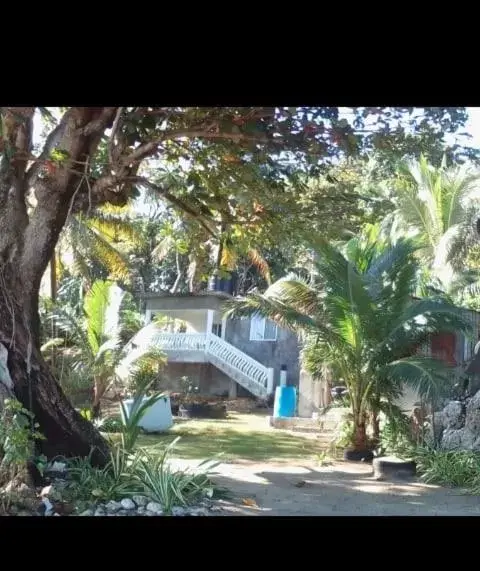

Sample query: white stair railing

[206,334,274,395]
[146,331,274,397]
[150,332,207,351]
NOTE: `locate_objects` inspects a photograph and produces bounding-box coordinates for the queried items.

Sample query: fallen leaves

[241,497,258,507]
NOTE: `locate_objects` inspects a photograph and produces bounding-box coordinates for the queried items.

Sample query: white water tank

[121,396,173,433]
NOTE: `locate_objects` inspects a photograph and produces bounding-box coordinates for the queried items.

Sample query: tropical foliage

[224,225,472,451]
[43,280,161,416]
[382,156,480,297]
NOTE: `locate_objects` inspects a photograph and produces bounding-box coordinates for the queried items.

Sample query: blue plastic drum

[273,386,297,418]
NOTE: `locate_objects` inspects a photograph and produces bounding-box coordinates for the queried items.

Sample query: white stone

[40,485,53,497]
[42,498,54,516]
[443,401,464,429]
[172,506,187,516]
[460,429,477,449]
[0,343,13,389]
[441,428,463,449]
[146,501,163,514]
[188,507,208,516]
[467,390,480,414]
[50,461,67,473]
[132,495,148,507]
[137,507,146,515]
[442,427,477,450]
[120,498,136,510]
[80,509,94,516]
[105,500,122,513]
[465,409,480,434]
[94,508,106,516]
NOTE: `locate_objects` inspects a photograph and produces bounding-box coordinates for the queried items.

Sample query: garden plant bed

[169,395,260,418]
[179,402,227,419]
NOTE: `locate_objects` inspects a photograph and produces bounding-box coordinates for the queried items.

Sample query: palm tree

[46,280,127,416]
[224,226,471,452]
[385,155,480,293]
[53,204,140,294]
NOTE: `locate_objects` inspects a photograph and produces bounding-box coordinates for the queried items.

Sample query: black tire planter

[372,457,417,481]
[178,403,227,419]
[343,448,374,463]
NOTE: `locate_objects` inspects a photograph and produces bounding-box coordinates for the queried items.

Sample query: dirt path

[201,460,480,516]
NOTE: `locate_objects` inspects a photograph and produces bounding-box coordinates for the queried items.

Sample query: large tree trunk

[0,293,109,465]
[0,107,118,467]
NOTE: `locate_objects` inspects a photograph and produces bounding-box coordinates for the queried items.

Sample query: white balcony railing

[150,332,207,351]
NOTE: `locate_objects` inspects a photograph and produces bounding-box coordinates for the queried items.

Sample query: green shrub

[414,447,480,488]
[377,415,415,458]
[0,399,45,481]
[64,383,219,512]
[126,349,166,396]
[133,438,219,514]
[97,416,123,433]
[65,438,219,512]
[65,446,141,506]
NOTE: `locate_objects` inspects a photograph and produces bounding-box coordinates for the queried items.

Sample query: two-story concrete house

[119,285,480,416]
[119,290,300,402]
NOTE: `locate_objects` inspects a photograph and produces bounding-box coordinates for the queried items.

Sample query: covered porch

[143,291,231,339]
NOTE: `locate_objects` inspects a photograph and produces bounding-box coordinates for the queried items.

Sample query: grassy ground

[106,412,324,463]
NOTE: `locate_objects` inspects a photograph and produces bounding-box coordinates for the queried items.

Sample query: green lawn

[107,412,324,463]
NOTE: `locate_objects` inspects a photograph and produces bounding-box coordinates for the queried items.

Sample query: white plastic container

[121,396,173,433]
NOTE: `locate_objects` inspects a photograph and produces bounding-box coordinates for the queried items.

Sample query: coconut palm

[224,226,471,452]
[44,280,159,417]
[385,155,480,292]
[54,204,140,292]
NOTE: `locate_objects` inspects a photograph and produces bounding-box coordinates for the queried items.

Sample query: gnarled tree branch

[20,108,117,294]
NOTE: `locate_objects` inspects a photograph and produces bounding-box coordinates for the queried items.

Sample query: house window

[249,315,277,341]
[212,323,222,338]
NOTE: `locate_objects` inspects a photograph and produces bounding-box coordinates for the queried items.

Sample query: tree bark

[170,251,183,293]
[0,107,117,467]
[0,292,109,465]
[371,411,380,447]
[352,411,368,451]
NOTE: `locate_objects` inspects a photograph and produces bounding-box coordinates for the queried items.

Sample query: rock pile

[434,390,480,451]
[1,460,224,517]
[80,496,222,516]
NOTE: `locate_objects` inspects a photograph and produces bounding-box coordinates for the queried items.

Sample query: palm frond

[86,213,141,244]
[49,304,91,355]
[221,245,238,271]
[223,292,319,333]
[247,248,271,284]
[152,234,176,261]
[87,226,131,281]
[380,356,454,402]
[84,280,112,353]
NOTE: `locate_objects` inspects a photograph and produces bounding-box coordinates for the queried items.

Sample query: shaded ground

[169,459,480,516]
[101,405,480,515]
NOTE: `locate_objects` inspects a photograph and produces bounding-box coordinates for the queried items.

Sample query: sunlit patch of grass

[108,413,323,462]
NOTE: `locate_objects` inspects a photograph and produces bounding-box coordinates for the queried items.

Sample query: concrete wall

[224,317,300,387]
[145,294,228,312]
[159,362,233,397]
[298,369,331,417]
